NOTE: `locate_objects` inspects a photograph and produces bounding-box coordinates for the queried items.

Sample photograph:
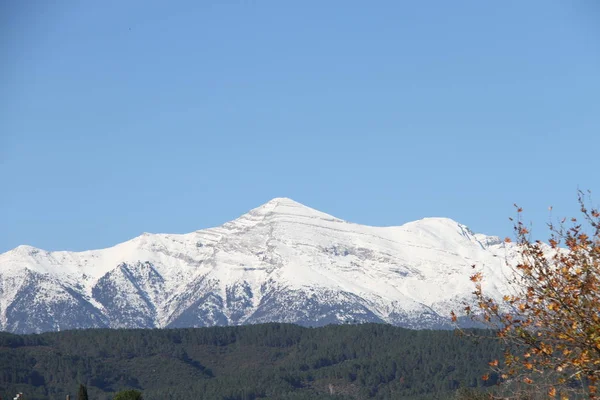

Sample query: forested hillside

[0,323,501,399]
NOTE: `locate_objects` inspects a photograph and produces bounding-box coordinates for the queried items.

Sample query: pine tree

[77,384,89,400]
[113,390,143,400]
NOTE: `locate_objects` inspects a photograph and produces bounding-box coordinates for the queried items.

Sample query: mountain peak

[229,197,344,226]
[399,217,486,246]
[262,197,304,208]
[10,245,43,257]
[409,217,467,228]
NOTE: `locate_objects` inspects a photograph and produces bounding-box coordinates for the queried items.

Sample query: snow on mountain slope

[0,197,518,333]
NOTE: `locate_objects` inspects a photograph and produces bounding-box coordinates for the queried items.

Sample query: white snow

[0,197,520,329]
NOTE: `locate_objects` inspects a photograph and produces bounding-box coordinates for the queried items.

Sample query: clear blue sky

[1,1,599,253]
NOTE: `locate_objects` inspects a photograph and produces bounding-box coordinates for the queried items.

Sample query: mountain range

[0,197,519,333]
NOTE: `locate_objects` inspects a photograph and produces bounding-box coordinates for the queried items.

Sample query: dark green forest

[0,323,502,399]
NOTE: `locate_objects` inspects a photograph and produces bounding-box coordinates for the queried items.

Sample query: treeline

[0,323,502,399]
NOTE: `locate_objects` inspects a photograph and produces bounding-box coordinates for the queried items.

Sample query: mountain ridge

[0,197,517,333]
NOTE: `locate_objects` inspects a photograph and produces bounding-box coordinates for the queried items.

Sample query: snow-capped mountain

[0,198,519,333]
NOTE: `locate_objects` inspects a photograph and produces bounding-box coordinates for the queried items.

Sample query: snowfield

[0,197,519,333]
